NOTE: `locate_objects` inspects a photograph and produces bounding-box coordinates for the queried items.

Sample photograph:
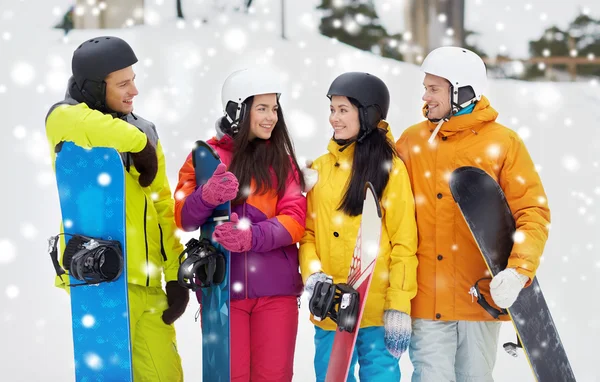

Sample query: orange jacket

[396,96,551,321]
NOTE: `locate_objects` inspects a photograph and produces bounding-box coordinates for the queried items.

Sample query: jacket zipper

[243,201,248,300]
[143,197,149,286]
[158,224,167,261]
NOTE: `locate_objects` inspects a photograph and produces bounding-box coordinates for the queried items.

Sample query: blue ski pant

[314,326,400,382]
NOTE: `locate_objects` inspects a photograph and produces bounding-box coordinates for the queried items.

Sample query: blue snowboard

[192,140,231,381]
[54,142,133,381]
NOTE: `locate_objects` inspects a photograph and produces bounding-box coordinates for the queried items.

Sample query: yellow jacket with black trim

[45,99,183,289]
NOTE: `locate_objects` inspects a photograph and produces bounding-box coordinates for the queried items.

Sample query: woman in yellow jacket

[299,72,418,382]
[396,47,551,381]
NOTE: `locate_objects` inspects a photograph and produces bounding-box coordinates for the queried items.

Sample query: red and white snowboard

[326,182,383,382]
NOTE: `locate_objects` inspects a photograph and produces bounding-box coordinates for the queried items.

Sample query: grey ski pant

[409,318,502,382]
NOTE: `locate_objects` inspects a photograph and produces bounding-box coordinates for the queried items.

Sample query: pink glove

[201,163,239,207]
[213,213,252,252]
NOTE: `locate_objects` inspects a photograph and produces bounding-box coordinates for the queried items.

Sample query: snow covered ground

[0,0,599,381]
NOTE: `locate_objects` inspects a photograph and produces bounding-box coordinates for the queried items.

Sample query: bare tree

[281,0,286,39]
[177,0,184,19]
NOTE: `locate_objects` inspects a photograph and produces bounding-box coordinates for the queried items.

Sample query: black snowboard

[450,166,575,382]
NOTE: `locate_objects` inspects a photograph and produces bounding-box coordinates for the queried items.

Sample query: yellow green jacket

[45,101,183,289]
[299,125,418,330]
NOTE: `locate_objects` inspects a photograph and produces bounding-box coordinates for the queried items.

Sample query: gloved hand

[213,212,252,252]
[162,281,190,325]
[490,268,529,308]
[301,160,318,193]
[130,139,158,187]
[303,272,328,300]
[383,309,412,358]
[200,163,239,206]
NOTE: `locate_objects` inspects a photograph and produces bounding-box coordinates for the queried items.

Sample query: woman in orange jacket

[396,47,551,381]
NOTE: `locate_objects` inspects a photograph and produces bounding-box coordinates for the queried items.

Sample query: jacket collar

[422,95,498,138]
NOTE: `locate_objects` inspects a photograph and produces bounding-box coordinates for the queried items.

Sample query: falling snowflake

[562,156,580,172]
[240,186,252,197]
[513,231,526,244]
[288,109,316,139]
[0,239,16,264]
[382,160,392,172]
[517,127,530,140]
[237,217,251,230]
[6,285,19,299]
[97,173,111,186]
[146,10,161,26]
[443,171,452,182]
[232,282,243,293]
[82,314,96,328]
[223,28,247,52]
[84,353,103,370]
[332,214,344,226]
[11,62,35,86]
[174,190,186,201]
[20,223,38,240]
[414,194,426,205]
[486,144,501,159]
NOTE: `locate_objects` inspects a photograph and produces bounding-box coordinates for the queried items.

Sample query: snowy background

[0,0,599,381]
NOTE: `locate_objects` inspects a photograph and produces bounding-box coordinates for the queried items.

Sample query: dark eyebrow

[117,75,135,85]
[255,103,277,108]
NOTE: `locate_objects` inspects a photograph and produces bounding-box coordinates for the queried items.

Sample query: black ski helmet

[71,36,138,110]
[327,72,390,142]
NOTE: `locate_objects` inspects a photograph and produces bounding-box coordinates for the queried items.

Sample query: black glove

[162,281,190,325]
[130,139,158,187]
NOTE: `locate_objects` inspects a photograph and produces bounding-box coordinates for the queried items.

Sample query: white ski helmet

[221,67,283,132]
[420,46,487,115]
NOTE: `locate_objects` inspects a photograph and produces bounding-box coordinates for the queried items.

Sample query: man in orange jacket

[396,47,551,381]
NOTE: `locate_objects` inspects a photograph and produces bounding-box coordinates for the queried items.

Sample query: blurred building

[404,0,465,63]
[73,0,144,29]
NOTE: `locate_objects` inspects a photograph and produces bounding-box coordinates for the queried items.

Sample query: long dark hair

[223,96,305,203]
[338,98,397,216]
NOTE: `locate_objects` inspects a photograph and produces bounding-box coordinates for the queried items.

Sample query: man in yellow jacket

[396,46,551,381]
[45,36,188,381]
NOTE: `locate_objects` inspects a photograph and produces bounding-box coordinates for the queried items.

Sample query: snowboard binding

[503,336,522,357]
[468,277,508,319]
[309,277,360,333]
[177,238,226,291]
[48,233,124,286]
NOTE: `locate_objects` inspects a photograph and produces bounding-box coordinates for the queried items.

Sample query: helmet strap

[225,101,247,135]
